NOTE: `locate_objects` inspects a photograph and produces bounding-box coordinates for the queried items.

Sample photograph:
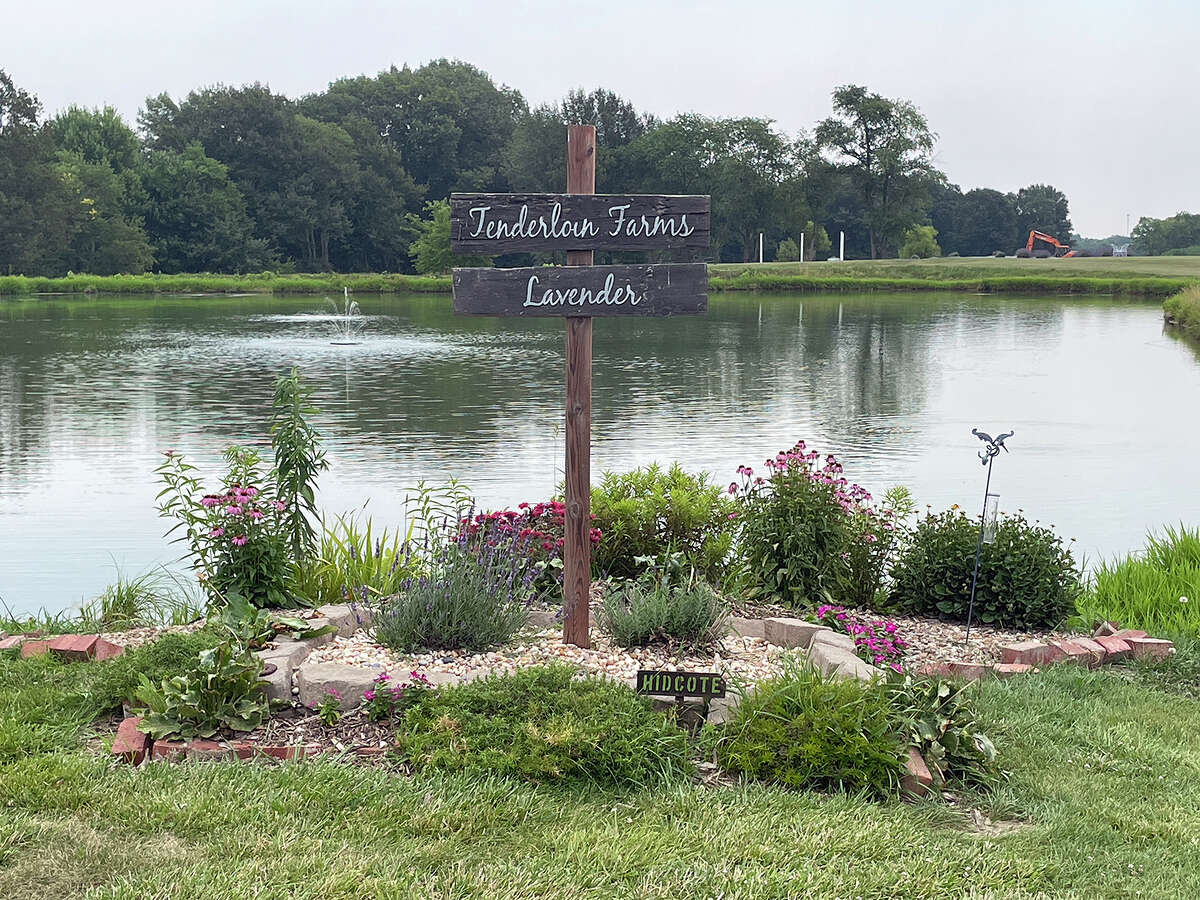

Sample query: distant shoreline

[2,257,1195,299]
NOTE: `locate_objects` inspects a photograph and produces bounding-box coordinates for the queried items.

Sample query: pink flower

[326,687,341,698]
[227,505,243,516]
[200,495,221,508]
[728,482,738,495]
[231,535,248,547]
[210,527,225,538]
[249,509,265,519]
[362,689,376,701]
[273,500,287,512]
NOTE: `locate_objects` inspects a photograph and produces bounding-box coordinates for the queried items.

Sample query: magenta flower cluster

[732,441,885,524]
[817,604,907,673]
[361,669,434,722]
[198,485,287,552]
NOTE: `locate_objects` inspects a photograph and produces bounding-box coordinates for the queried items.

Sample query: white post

[799,231,805,263]
[839,231,845,261]
[758,232,764,263]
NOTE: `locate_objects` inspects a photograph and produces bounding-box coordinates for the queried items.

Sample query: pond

[2,291,1198,615]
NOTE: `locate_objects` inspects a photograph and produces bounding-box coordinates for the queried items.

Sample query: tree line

[1,62,1081,276]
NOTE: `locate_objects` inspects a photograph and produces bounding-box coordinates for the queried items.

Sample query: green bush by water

[717,659,905,798]
[1077,525,1200,636]
[590,463,735,583]
[392,665,693,787]
[887,508,1081,630]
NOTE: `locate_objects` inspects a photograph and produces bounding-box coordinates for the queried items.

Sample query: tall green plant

[270,367,327,561]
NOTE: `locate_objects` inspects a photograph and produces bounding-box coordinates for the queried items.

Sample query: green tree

[55,152,154,274]
[1014,184,1072,244]
[802,220,832,260]
[815,85,937,258]
[899,224,940,258]
[777,238,799,261]
[1131,213,1200,256]
[408,200,491,274]
[954,188,1018,256]
[140,142,269,273]
[0,70,77,275]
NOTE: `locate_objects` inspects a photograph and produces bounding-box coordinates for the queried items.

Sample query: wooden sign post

[451,125,710,648]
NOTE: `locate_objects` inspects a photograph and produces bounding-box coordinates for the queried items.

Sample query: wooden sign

[452,263,707,317]
[450,125,711,650]
[450,193,710,253]
[636,670,727,699]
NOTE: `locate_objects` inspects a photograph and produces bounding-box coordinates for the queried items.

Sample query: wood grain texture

[451,263,708,317]
[449,193,710,253]
[562,124,596,649]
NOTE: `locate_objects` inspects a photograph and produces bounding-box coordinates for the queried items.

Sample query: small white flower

[1181,596,1190,604]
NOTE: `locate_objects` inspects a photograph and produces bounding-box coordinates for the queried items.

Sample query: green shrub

[717,659,905,798]
[888,509,1081,629]
[899,225,940,259]
[776,238,800,262]
[372,527,530,652]
[590,463,735,584]
[1077,525,1200,636]
[392,665,692,787]
[1164,285,1200,340]
[87,628,224,712]
[134,640,269,740]
[886,675,999,789]
[598,566,729,648]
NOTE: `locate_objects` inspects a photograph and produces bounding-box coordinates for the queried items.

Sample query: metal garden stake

[965,428,1015,644]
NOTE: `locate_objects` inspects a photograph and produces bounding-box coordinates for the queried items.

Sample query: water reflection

[1,292,1197,613]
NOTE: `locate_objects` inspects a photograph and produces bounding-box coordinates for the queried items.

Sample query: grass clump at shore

[1077,524,1200,637]
[1165,284,1200,339]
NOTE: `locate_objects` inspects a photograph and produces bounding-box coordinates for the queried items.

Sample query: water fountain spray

[964,427,1014,644]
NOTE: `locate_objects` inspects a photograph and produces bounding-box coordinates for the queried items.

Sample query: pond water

[2,291,1198,615]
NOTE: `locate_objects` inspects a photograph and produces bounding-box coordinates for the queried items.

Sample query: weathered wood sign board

[452,263,707,317]
[636,670,727,699]
[450,193,710,253]
[449,125,710,649]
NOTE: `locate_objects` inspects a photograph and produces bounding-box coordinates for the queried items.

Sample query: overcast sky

[5,0,1198,236]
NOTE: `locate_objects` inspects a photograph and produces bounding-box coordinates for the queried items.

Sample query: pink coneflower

[249,509,265,519]
[227,505,243,516]
[200,495,221,508]
[273,500,286,512]
[231,535,248,547]
[210,527,225,538]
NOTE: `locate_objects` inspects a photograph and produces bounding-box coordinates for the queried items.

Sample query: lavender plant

[371,520,535,651]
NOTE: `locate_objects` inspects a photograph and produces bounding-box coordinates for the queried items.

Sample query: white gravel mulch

[884,615,1079,668]
[307,622,788,688]
[98,620,207,650]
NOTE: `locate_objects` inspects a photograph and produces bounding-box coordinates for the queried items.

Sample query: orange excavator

[1018,230,1076,257]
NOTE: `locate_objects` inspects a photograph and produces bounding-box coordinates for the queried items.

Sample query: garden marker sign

[636,670,727,700]
[450,125,711,648]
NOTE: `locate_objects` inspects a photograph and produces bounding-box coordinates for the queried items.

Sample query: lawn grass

[2,654,1200,897]
[2,256,1197,299]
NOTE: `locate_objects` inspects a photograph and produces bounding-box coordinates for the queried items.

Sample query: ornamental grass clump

[1078,524,1200,636]
[888,508,1081,630]
[372,521,533,652]
[598,559,729,649]
[717,658,905,799]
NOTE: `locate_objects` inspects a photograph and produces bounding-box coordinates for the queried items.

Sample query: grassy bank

[709,257,1197,297]
[1164,284,1200,339]
[0,272,451,297]
[3,256,1198,299]
[3,648,1200,897]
